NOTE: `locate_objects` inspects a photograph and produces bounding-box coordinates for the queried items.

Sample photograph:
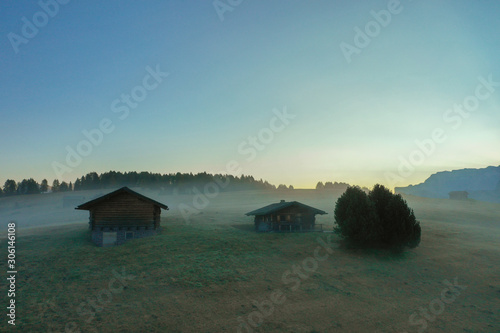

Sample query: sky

[1,0,499,189]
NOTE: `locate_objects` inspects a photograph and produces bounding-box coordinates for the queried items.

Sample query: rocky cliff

[395,166,500,203]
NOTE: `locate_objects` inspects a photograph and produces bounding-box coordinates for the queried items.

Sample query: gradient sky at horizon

[1,0,499,189]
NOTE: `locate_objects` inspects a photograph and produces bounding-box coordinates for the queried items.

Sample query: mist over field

[1,187,499,231]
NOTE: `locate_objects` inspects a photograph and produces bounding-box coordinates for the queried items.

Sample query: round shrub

[334,184,421,250]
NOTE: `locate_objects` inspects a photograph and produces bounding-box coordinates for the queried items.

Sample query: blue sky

[1,0,499,189]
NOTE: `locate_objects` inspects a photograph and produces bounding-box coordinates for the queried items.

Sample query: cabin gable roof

[75,187,168,210]
[245,201,327,216]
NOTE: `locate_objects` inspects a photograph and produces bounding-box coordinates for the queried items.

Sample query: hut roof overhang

[75,187,169,211]
[245,201,327,216]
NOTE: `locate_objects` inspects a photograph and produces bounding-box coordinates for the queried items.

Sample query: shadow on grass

[336,237,416,261]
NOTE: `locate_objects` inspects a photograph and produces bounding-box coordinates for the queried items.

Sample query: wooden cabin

[449,191,468,200]
[75,187,168,247]
[246,200,327,232]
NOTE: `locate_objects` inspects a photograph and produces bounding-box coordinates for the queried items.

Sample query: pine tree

[40,179,49,192]
[3,180,17,196]
[52,179,60,192]
[59,181,69,192]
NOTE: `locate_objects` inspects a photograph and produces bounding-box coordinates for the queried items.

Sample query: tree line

[1,178,74,196]
[0,171,279,197]
[0,171,355,197]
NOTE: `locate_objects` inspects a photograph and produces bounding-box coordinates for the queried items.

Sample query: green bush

[334,185,421,250]
[333,186,379,245]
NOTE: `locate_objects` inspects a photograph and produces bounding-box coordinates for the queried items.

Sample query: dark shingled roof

[75,187,169,210]
[245,201,327,216]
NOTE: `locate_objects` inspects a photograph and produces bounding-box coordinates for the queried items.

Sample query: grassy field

[1,189,499,332]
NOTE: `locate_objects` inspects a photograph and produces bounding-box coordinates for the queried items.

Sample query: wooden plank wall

[91,192,157,227]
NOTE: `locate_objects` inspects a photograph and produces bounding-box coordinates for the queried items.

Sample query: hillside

[395,166,500,202]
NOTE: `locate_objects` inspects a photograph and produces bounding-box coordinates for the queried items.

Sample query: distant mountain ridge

[395,166,500,203]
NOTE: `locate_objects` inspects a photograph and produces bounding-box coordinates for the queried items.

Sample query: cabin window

[102,232,117,247]
[126,232,134,240]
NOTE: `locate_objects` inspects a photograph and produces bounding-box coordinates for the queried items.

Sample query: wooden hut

[75,187,168,247]
[246,200,327,232]
[448,191,468,200]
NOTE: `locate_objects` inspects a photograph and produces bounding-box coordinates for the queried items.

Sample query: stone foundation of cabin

[91,226,159,247]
